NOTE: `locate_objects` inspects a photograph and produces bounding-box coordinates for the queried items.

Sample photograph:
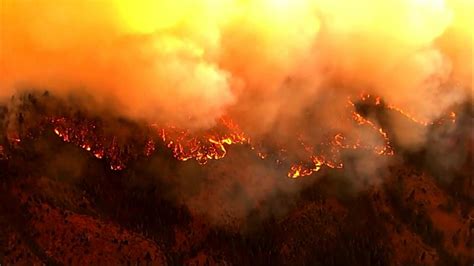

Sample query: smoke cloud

[1,0,471,131]
[1,0,472,227]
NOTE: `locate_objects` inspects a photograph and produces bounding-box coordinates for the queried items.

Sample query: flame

[51,117,153,171]
[0,94,456,178]
[154,117,248,165]
[7,92,453,177]
[1,0,470,178]
[1,91,458,178]
[358,93,458,126]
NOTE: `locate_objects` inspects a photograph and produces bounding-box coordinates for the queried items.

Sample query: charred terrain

[0,93,472,265]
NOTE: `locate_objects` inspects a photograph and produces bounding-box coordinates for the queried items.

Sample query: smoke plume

[1,0,472,227]
[1,0,471,130]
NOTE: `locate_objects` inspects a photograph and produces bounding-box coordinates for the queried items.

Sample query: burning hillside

[0,90,472,265]
[0,0,473,265]
[2,91,457,179]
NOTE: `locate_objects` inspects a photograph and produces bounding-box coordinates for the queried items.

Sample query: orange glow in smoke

[1,0,471,178]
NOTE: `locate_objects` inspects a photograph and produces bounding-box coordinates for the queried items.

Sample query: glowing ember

[385,105,432,126]
[154,117,248,165]
[1,0,470,181]
[51,117,154,171]
[2,94,453,177]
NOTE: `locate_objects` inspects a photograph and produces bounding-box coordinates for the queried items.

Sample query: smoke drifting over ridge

[0,0,473,231]
[1,0,472,131]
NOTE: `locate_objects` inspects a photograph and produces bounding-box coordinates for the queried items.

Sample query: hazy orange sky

[1,0,472,130]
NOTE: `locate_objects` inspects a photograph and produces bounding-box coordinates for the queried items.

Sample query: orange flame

[42,94,456,177]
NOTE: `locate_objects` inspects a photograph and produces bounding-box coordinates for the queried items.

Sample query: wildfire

[385,105,432,126]
[51,117,154,170]
[1,0,470,179]
[7,94,453,179]
[357,93,458,126]
[286,92,463,179]
[286,108,394,179]
[1,91,459,179]
[153,117,248,165]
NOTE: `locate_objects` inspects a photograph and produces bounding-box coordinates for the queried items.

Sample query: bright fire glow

[0,0,471,178]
